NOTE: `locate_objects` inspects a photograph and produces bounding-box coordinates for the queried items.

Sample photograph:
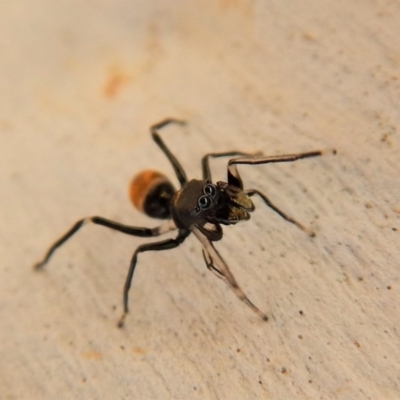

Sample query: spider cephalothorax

[170,179,254,232]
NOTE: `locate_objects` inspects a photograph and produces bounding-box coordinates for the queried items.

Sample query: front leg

[227,150,326,189]
[245,189,315,237]
[193,227,268,321]
[201,151,258,184]
[202,248,224,279]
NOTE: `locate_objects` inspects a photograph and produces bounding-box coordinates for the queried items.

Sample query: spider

[34,118,334,327]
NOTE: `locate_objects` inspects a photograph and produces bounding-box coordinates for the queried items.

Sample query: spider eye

[198,195,212,209]
[203,184,216,197]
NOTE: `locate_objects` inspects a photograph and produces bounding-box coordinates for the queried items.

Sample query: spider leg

[150,118,188,187]
[227,149,326,189]
[246,189,315,237]
[201,151,259,182]
[193,227,268,321]
[33,217,177,270]
[118,229,190,327]
[202,248,225,279]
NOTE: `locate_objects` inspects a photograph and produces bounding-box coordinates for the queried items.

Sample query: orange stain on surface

[103,68,130,98]
[218,0,254,17]
[82,350,104,360]
[132,347,147,355]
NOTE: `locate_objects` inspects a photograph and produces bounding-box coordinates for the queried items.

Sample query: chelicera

[34,118,334,327]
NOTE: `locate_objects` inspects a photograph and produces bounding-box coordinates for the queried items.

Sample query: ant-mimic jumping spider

[34,119,335,327]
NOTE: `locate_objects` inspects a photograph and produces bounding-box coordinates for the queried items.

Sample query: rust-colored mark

[132,347,147,355]
[393,207,400,214]
[302,32,317,42]
[82,350,104,360]
[353,340,361,348]
[103,68,130,99]
[218,0,254,17]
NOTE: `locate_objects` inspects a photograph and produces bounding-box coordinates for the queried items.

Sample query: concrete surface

[1,0,399,399]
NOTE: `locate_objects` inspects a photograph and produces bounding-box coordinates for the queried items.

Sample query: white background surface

[1,0,399,398]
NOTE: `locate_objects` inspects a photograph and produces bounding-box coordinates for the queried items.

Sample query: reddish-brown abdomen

[129,170,175,219]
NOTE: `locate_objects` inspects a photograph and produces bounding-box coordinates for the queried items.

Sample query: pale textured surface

[1,1,399,399]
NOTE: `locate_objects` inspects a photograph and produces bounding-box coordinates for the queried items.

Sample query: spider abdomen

[129,170,176,219]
